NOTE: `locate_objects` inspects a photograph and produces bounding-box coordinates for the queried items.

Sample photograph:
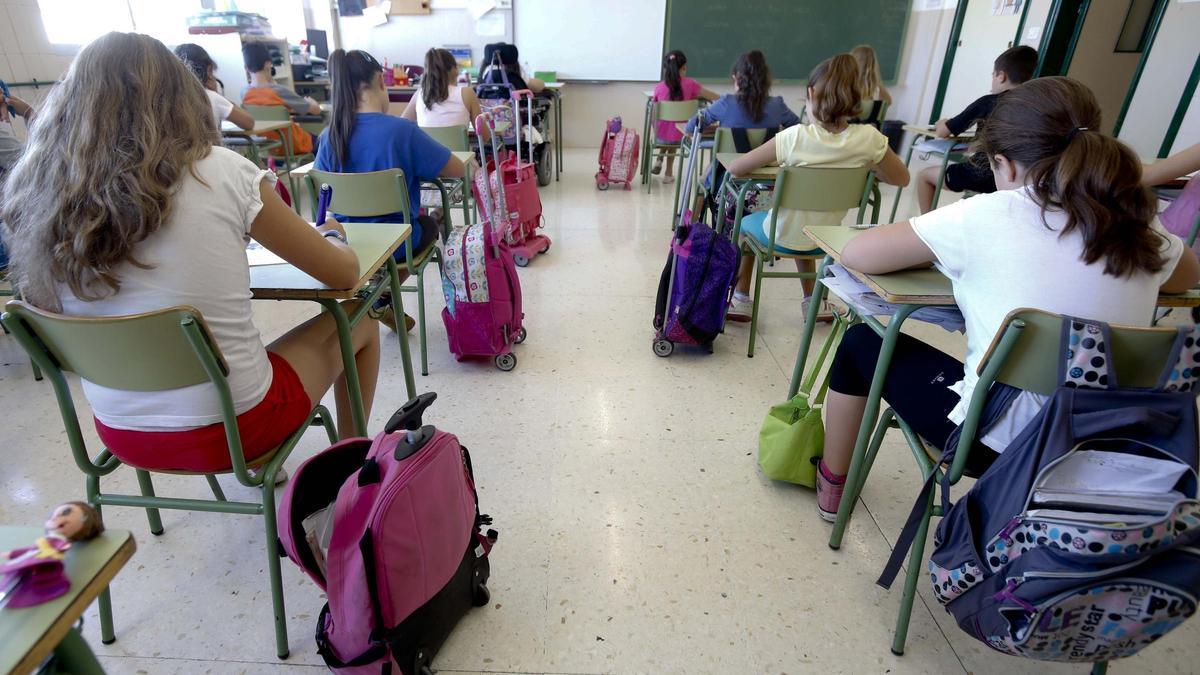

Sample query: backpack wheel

[513,253,530,267]
[652,339,674,357]
[536,145,552,186]
[514,326,527,344]
[495,352,517,371]
[472,582,491,607]
[597,181,610,191]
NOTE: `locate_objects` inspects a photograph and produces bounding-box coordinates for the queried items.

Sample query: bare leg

[664,150,676,178]
[267,299,381,436]
[822,390,868,475]
[735,256,754,295]
[794,258,815,297]
[917,166,939,215]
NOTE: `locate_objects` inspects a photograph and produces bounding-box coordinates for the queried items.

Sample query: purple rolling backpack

[881,316,1200,664]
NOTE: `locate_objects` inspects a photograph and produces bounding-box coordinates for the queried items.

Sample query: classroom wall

[0,0,76,140]
[1117,0,1200,158]
[1019,0,1054,46]
[1066,0,1142,136]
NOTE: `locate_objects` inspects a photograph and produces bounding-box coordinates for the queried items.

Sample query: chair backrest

[307,169,411,221]
[245,104,291,122]
[654,100,700,124]
[856,99,889,124]
[533,70,556,82]
[771,166,873,213]
[1,301,227,391]
[421,125,470,151]
[712,128,772,154]
[981,308,1181,395]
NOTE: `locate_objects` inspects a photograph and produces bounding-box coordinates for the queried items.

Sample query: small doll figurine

[0,501,105,608]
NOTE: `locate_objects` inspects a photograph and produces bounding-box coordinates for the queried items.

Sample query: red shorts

[95,353,312,473]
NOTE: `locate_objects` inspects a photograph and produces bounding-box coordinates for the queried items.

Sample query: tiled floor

[3,149,1198,674]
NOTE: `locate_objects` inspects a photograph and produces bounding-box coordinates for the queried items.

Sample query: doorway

[937,0,1025,120]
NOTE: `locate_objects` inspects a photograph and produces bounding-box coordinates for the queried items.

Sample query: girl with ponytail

[809,76,1199,522]
[650,50,717,180]
[401,47,481,128]
[684,50,800,137]
[315,49,465,272]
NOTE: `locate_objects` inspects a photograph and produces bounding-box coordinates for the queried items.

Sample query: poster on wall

[992,0,1024,15]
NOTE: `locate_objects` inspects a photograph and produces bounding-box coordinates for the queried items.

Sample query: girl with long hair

[726,53,908,322]
[0,32,383,467]
[650,50,717,181]
[849,44,892,105]
[401,47,482,128]
[812,77,1200,521]
[685,50,800,136]
[173,42,255,131]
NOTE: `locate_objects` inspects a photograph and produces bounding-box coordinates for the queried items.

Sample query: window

[1115,0,1162,54]
[36,0,133,46]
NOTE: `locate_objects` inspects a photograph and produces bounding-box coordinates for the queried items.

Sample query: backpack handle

[384,392,438,434]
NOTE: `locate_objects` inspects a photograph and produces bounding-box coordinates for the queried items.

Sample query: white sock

[733,291,751,302]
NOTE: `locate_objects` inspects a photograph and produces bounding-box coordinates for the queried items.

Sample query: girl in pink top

[652,50,717,182]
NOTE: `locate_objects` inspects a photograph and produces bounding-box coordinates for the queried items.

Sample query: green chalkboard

[664,0,911,82]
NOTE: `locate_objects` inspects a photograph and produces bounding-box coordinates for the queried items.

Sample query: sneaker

[651,160,663,175]
[662,175,675,184]
[727,295,753,322]
[815,462,846,523]
[253,467,288,487]
[801,298,836,324]
[370,305,416,333]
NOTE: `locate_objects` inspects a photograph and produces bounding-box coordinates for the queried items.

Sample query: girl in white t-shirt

[401,48,482,129]
[812,76,1200,522]
[725,53,909,322]
[1,32,381,472]
[174,43,255,133]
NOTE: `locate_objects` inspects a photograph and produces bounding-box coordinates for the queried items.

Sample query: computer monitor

[306,29,329,60]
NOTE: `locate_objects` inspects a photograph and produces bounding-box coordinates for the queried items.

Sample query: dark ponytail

[173,43,216,86]
[663,50,687,101]
[421,48,457,111]
[327,49,383,172]
[980,77,1163,278]
[732,50,771,123]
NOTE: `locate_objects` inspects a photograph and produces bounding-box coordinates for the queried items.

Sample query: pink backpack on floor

[277,394,497,675]
[596,116,639,191]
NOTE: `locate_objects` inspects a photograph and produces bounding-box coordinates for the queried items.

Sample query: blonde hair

[850,45,883,100]
[808,53,863,126]
[0,32,215,311]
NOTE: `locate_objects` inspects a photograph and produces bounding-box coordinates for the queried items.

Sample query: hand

[317,217,346,239]
[934,119,952,139]
[0,92,9,123]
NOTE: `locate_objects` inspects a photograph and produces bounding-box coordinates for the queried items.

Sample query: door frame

[929,0,1031,123]
[1158,54,1200,158]
[1111,0,1170,138]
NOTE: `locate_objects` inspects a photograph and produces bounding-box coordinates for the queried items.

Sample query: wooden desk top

[0,528,135,675]
[291,153,472,181]
[221,120,292,136]
[250,222,411,300]
[714,152,779,181]
[805,225,1200,308]
[542,82,564,91]
[902,123,975,140]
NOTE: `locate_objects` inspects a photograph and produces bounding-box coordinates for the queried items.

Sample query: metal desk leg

[641,98,652,185]
[829,303,921,550]
[787,256,834,397]
[930,151,954,211]
[53,626,106,675]
[888,134,920,222]
[555,91,562,181]
[319,299,367,437]
[387,258,417,399]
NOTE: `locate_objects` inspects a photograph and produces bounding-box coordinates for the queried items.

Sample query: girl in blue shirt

[684,50,801,135]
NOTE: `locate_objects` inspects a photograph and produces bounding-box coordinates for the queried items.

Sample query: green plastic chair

[306,169,442,377]
[246,105,315,201]
[729,165,878,357]
[644,99,701,193]
[0,300,337,660]
[419,124,474,225]
[888,127,970,222]
[842,307,1181,664]
[533,70,556,83]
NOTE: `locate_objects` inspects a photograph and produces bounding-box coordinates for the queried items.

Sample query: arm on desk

[727,142,777,178]
[1142,143,1200,187]
[842,220,935,274]
[872,147,910,187]
[933,119,952,139]
[226,104,255,131]
[249,180,359,289]
[1161,247,1200,294]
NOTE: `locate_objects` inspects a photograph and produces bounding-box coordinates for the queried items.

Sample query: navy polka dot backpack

[890,316,1200,663]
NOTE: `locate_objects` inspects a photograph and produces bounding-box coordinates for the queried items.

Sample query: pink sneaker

[815,461,846,523]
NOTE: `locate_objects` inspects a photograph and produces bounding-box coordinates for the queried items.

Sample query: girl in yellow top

[726,53,909,321]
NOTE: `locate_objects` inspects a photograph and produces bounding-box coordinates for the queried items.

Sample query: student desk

[0,527,136,675]
[541,83,565,182]
[222,120,301,213]
[249,222,416,437]
[712,152,779,230]
[789,225,1200,550]
[888,124,975,222]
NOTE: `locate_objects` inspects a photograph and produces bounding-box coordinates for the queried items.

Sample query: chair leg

[206,474,227,501]
[31,359,42,381]
[87,475,117,644]
[261,480,290,659]
[842,409,895,526]
[892,485,934,656]
[747,254,766,358]
[134,469,165,536]
[1091,662,1108,675]
[416,266,429,377]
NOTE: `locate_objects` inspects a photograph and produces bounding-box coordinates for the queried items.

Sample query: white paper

[475,12,505,36]
[915,138,970,155]
[363,3,390,27]
[1038,450,1189,496]
[821,264,966,333]
[467,0,496,21]
[246,242,288,267]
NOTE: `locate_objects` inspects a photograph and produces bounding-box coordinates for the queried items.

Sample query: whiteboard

[513,0,666,81]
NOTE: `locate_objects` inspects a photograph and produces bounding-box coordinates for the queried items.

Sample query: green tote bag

[757,318,846,487]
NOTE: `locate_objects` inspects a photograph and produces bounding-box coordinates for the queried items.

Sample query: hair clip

[1067,126,1089,141]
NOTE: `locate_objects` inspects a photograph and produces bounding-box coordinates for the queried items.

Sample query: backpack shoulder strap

[731,128,753,154]
[1157,323,1200,394]
[1060,316,1117,390]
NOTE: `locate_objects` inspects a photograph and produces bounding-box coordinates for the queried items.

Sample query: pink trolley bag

[472,90,551,267]
[595,116,639,191]
[442,112,527,371]
[277,393,498,675]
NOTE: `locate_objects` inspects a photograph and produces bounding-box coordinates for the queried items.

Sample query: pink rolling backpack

[441,112,527,371]
[277,393,498,674]
[596,116,639,191]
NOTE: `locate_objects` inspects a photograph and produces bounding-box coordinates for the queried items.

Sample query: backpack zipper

[461,228,473,303]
